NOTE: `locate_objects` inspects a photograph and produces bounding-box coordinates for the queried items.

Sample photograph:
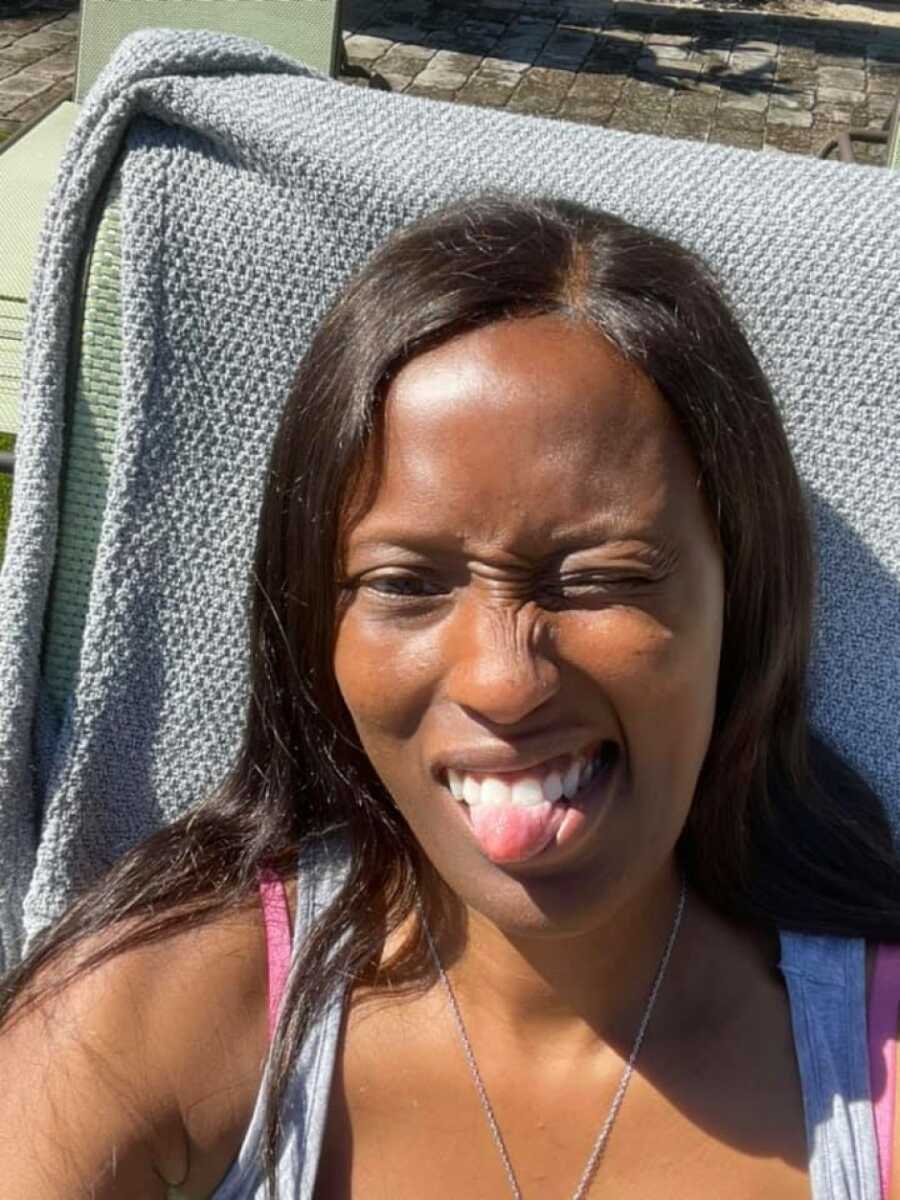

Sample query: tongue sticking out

[468,799,567,864]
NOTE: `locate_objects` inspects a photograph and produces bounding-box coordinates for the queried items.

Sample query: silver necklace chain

[420,880,687,1200]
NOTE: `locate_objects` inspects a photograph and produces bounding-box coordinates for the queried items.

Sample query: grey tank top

[205,838,883,1200]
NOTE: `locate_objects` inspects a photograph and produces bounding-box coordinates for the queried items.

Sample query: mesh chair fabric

[0,300,24,436]
[74,0,342,100]
[0,101,79,436]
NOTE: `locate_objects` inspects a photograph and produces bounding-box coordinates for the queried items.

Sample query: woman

[0,194,897,1200]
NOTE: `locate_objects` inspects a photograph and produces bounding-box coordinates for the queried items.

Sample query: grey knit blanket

[1,29,898,969]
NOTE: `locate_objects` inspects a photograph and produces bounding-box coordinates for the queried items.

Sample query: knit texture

[0,30,898,967]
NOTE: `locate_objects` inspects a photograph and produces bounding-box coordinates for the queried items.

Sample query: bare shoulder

[0,882,295,1199]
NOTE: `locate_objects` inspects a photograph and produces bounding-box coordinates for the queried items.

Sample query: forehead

[350,314,704,556]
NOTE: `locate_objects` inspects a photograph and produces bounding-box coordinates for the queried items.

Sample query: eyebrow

[545,521,678,555]
[346,526,682,568]
[567,538,682,574]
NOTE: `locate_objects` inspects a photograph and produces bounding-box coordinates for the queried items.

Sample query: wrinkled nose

[442,600,560,727]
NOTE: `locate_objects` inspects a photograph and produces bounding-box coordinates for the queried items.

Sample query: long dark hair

[2,194,898,1196]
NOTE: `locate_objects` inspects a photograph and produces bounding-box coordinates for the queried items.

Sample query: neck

[428,864,730,1058]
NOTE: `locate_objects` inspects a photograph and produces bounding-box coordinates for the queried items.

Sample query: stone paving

[0,6,78,137]
[1,0,899,163]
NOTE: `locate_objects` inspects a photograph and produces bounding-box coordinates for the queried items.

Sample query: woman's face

[333,313,724,936]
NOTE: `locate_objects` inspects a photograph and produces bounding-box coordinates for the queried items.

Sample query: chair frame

[817,96,900,168]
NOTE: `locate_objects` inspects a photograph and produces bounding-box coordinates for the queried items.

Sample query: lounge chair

[0,29,897,971]
[0,0,344,460]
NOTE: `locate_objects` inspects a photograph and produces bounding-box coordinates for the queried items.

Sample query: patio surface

[0,0,899,160]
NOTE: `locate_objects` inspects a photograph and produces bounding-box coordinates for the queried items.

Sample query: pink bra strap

[259,870,293,1042]
[869,942,900,1200]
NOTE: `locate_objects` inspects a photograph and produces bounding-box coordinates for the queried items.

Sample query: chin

[416,767,680,940]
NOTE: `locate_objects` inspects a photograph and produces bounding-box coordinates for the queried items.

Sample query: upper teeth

[447,755,595,808]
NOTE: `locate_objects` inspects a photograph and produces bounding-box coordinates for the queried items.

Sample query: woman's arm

[0,906,271,1199]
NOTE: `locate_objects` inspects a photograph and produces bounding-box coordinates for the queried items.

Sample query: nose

[442,598,561,727]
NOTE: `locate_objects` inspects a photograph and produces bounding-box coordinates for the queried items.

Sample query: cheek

[560,597,722,772]
[333,609,440,746]
[562,592,720,688]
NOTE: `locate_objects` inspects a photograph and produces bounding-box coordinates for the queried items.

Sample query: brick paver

[0,5,75,135]
[1,0,899,163]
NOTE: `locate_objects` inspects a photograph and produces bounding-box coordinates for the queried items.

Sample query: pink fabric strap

[869,942,900,1200]
[259,870,293,1041]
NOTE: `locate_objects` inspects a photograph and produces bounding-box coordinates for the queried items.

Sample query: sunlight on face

[334,314,724,936]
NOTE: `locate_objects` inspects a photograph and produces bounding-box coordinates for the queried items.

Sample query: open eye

[363,572,448,601]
